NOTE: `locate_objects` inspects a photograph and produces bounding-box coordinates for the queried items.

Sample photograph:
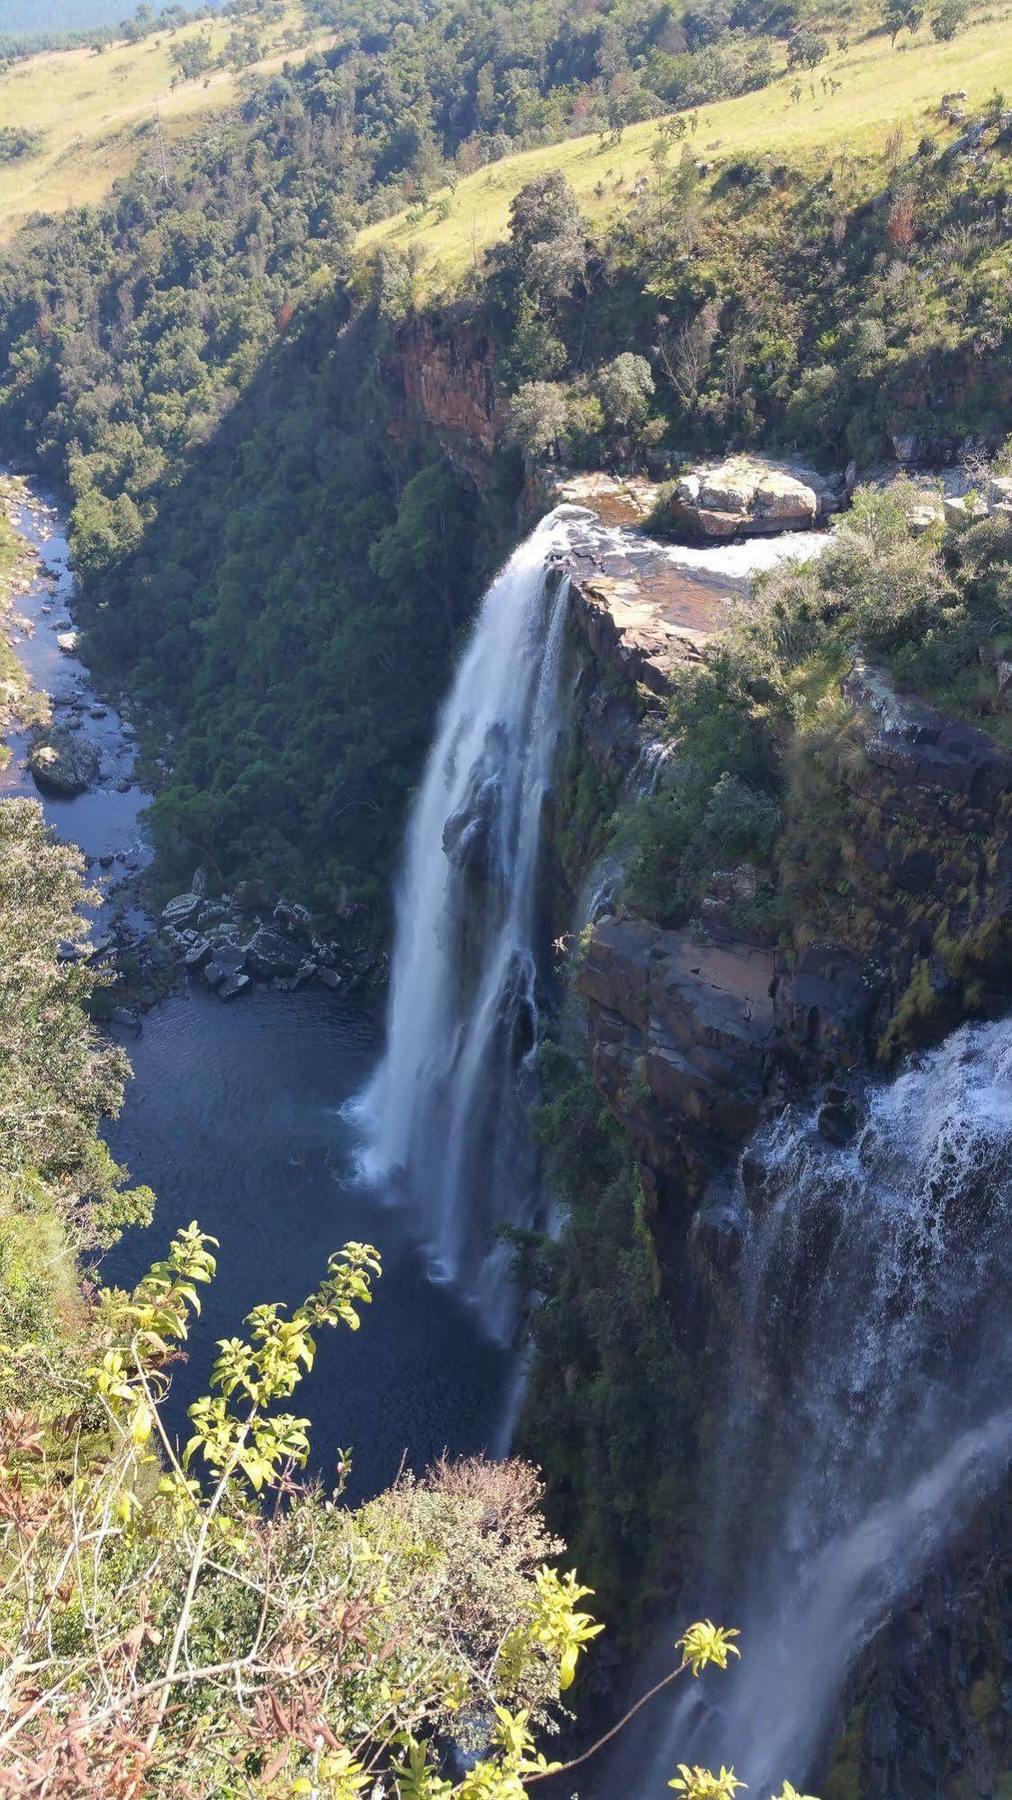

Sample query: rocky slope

[536,474,1011,1797]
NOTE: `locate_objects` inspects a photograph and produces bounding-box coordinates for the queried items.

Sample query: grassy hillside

[0,4,330,238]
[359,7,1012,291]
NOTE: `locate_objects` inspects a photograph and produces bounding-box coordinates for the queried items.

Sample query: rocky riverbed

[0,472,380,1016]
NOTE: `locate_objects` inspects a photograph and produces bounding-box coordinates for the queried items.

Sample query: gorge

[1,15,1011,1788]
[4,457,1009,1795]
[1,471,514,1504]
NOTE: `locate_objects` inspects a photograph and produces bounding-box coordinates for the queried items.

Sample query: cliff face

[543,483,1011,1798]
[385,315,504,480]
[562,596,1011,1204]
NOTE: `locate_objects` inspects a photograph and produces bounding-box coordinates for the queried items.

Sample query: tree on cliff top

[508,171,587,305]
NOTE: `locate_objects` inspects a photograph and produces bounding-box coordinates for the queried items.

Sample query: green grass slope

[0,5,329,239]
[359,8,1012,292]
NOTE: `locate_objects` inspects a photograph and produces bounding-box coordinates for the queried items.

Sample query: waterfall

[618,1017,1012,1796]
[359,508,590,1339]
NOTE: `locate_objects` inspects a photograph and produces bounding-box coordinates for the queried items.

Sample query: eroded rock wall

[547,501,1011,1800]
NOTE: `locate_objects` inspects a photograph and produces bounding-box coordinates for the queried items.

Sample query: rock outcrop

[664,454,844,541]
[28,729,99,796]
[386,315,503,478]
[578,916,776,1190]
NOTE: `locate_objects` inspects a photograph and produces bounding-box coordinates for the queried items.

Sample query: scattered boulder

[183,937,213,970]
[943,494,988,529]
[28,729,100,797]
[56,630,78,653]
[244,924,304,979]
[669,455,828,540]
[161,893,202,930]
[203,942,248,993]
[274,898,313,935]
[217,970,251,1001]
[319,966,346,992]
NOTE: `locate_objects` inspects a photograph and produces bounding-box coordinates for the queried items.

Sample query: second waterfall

[360,508,585,1338]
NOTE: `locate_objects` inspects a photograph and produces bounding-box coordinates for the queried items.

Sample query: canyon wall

[545,494,1011,1799]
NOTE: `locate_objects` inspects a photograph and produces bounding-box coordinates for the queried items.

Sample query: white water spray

[360,508,590,1338]
[612,1017,1012,1797]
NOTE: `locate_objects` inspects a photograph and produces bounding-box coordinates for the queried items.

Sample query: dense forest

[0,0,1007,907]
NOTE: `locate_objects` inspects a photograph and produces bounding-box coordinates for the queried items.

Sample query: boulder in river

[203,942,247,992]
[28,729,100,796]
[665,454,836,540]
[245,924,304,979]
[56,630,78,653]
[217,970,251,1001]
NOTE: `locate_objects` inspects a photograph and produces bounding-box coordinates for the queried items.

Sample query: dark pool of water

[102,986,514,1503]
[3,473,515,1504]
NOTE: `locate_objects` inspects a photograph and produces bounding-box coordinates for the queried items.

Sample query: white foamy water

[601,1017,1012,1796]
[358,508,592,1338]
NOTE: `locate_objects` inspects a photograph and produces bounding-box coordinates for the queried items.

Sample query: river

[1,474,514,1505]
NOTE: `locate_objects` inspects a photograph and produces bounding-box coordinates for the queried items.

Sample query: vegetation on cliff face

[0,4,1008,901]
[623,484,1012,967]
[0,799,155,1411]
[516,1037,702,1632]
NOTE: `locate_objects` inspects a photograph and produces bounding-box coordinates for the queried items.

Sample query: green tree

[508,171,586,304]
[931,0,967,36]
[787,28,829,68]
[505,380,571,459]
[593,352,656,430]
[882,0,924,40]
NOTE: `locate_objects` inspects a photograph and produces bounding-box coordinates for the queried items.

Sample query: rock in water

[56,630,78,653]
[668,454,828,539]
[217,971,251,1000]
[203,942,248,993]
[28,730,100,796]
[244,924,304,979]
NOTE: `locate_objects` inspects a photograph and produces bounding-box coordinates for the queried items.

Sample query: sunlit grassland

[0,6,333,239]
[358,7,1012,294]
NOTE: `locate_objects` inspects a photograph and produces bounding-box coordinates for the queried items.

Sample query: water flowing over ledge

[357,508,592,1339]
[606,1015,1012,1797]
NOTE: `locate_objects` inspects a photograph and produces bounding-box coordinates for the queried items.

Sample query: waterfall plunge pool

[101,986,515,1504]
[1,470,514,1506]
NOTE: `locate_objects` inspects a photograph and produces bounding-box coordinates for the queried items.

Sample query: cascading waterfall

[619,1016,1011,1797]
[359,507,590,1340]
